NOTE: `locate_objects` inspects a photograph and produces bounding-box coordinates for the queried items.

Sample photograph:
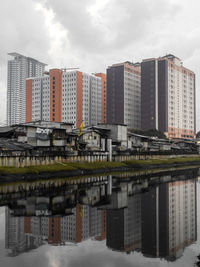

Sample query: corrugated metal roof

[0,139,33,151]
[0,126,15,133]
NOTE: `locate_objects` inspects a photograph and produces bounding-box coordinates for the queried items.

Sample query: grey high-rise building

[141,54,195,139]
[106,62,141,129]
[7,52,46,126]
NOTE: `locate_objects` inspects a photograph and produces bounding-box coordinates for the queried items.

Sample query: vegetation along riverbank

[1,156,200,182]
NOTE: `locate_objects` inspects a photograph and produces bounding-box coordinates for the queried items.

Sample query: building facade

[141,54,195,139]
[95,73,107,123]
[26,69,102,128]
[106,62,141,129]
[7,53,46,126]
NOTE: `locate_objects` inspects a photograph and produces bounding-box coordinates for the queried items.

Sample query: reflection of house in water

[2,175,111,217]
[141,179,197,261]
[3,175,110,254]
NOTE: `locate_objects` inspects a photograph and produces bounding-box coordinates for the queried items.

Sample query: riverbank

[0,156,200,182]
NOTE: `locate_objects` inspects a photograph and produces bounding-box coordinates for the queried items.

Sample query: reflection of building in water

[60,205,90,244]
[1,175,111,217]
[5,208,46,256]
[5,205,106,254]
[106,194,141,252]
[141,179,197,261]
[4,170,197,258]
[95,210,106,241]
[5,208,26,255]
[53,206,105,245]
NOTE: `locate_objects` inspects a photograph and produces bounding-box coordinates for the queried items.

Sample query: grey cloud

[39,0,182,53]
[0,0,50,64]
[1,0,200,129]
[0,0,51,124]
[0,243,50,267]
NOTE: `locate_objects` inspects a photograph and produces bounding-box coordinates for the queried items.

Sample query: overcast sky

[0,0,200,129]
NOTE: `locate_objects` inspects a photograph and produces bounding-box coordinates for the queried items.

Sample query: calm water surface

[0,168,200,267]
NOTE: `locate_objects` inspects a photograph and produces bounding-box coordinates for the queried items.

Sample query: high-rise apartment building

[95,73,107,123]
[141,54,195,139]
[7,53,46,126]
[26,69,102,128]
[106,62,141,129]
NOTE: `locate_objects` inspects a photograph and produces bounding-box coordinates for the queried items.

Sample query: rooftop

[0,138,33,151]
[8,52,47,66]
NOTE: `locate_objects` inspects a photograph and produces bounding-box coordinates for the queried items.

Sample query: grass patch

[0,161,126,175]
[0,163,76,175]
[123,157,200,166]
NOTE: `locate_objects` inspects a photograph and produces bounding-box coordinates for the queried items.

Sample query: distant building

[95,73,107,123]
[26,69,102,128]
[106,62,141,129]
[141,54,195,139]
[7,53,46,126]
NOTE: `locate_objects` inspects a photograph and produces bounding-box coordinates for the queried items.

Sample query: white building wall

[41,77,50,121]
[90,75,102,126]
[124,70,141,128]
[82,73,90,126]
[62,71,77,127]
[167,57,195,138]
[32,78,42,121]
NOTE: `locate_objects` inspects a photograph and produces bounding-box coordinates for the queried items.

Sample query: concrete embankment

[0,156,200,182]
[0,153,199,168]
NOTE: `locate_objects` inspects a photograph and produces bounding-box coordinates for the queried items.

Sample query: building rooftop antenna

[61,67,79,72]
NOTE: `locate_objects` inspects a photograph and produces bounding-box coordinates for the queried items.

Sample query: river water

[0,168,200,267]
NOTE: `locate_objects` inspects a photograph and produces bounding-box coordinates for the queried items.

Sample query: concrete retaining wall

[0,154,109,167]
[0,154,199,168]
